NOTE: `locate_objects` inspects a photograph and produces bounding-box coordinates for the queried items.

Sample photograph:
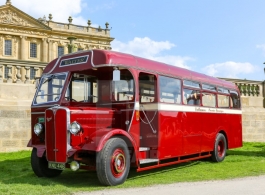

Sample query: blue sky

[2,0,265,81]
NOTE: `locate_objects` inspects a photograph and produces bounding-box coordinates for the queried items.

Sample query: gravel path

[75,175,265,195]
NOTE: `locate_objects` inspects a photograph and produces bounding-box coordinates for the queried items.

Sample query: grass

[0,142,265,195]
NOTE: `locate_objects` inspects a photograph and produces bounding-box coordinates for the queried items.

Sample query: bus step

[139,147,150,152]
[139,158,159,164]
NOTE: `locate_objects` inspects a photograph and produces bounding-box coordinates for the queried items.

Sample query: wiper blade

[42,74,55,85]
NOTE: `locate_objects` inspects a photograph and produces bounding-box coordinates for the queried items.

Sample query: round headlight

[34,123,43,136]
[69,121,81,135]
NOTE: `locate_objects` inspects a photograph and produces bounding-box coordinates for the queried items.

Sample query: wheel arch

[81,129,137,160]
[218,130,228,149]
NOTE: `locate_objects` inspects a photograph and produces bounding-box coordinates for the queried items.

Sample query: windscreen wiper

[42,74,55,85]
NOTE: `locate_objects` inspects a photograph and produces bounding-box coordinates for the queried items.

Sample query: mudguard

[27,139,46,157]
[81,128,137,152]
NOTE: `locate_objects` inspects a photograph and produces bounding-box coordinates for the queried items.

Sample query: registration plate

[48,162,65,170]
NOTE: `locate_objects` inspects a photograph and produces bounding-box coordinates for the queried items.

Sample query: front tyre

[96,138,130,186]
[211,133,227,162]
[31,148,62,178]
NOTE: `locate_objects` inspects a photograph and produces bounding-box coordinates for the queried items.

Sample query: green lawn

[0,142,265,195]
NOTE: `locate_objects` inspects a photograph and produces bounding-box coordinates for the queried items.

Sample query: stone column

[15,66,22,83]
[42,38,48,62]
[39,67,44,77]
[6,65,13,83]
[48,40,54,62]
[0,64,3,83]
[20,36,27,60]
[24,66,30,84]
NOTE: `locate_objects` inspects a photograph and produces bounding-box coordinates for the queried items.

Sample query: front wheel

[96,138,130,186]
[31,148,62,178]
[211,133,227,162]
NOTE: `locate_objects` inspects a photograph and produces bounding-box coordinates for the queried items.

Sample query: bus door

[139,73,158,158]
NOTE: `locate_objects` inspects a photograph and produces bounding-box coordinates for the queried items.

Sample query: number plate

[48,162,65,170]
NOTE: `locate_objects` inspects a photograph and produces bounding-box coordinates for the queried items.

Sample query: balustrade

[219,77,264,98]
[236,83,260,96]
[0,64,45,84]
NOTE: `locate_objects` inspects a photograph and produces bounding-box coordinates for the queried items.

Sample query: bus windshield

[33,73,67,105]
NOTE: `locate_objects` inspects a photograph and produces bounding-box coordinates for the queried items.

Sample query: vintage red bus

[28,49,242,186]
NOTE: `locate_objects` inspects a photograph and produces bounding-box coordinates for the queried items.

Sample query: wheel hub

[114,153,125,173]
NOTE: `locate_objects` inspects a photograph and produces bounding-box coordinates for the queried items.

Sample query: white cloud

[1,0,87,25]
[202,61,257,78]
[112,37,192,69]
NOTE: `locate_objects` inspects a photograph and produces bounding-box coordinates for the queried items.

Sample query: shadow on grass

[127,161,200,181]
[0,156,102,188]
[0,155,201,188]
[227,144,265,158]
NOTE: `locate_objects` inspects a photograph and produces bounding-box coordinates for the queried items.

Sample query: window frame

[30,42,37,58]
[4,39,12,56]
[159,75,181,104]
[58,46,64,57]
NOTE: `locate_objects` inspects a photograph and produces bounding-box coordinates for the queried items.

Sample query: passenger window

[183,88,200,105]
[139,73,156,103]
[202,84,216,91]
[230,91,240,108]
[183,80,200,88]
[202,93,216,107]
[218,94,229,108]
[159,76,181,104]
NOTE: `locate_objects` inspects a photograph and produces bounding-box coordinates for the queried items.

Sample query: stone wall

[0,79,264,152]
[242,96,265,141]
[0,83,34,152]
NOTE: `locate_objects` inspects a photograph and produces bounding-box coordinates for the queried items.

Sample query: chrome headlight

[34,123,43,136]
[69,121,81,135]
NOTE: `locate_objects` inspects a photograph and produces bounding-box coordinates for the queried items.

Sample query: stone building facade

[0,0,114,83]
[0,0,114,152]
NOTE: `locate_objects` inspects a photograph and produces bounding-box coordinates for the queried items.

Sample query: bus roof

[43,49,236,89]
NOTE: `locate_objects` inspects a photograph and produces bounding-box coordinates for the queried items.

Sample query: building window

[30,67,36,80]
[30,43,37,58]
[58,46,64,57]
[5,40,12,56]
[4,65,9,78]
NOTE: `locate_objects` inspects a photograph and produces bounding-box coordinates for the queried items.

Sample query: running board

[139,158,159,164]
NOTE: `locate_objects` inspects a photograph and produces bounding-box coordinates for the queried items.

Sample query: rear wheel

[211,133,227,162]
[31,148,62,177]
[96,138,130,186]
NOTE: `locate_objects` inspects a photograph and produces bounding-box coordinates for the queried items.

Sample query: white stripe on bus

[134,102,242,115]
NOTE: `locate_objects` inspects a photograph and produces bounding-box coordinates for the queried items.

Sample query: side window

[183,88,200,105]
[159,76,181,104]
[230,91,240,109]
[112,70,134,102]
[67,74,98,103]
[139,73,156,103]
[202,93,216,107]
[218,94,229,108]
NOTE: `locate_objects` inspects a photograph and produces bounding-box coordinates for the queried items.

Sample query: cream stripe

[134,102,242,115]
